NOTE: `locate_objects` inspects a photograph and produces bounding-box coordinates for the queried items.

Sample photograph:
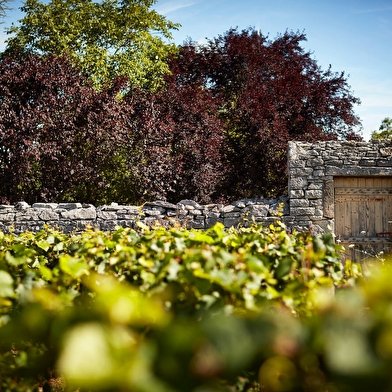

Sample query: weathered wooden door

[334,177,392,262]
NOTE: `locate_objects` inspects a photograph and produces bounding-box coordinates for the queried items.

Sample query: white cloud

[346,77,392,139]
[353,5,392,14]
[155,0,200,15]
[0,31,8,51]
[355,80,392,108]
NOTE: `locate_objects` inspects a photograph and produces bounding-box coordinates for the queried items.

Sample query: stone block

[60,206,96,220]
[306,158,324,167]
[39,210,59,221]
[188,219,205,229]
[290,159,306,168]
[15,202,30,210]
[15,211,41,221]
[324,159,343,166]
[166,210,178,217]
[222,205,236,213]
[204,204,218,209]
[145,201,177,209]
[76,220,98,230]
[290,199,309,207]
[116,213,139,220]
[97,210,117,220]
[142,208,163,216]
[100,221,119,231]
[58,203,83,210]
[175,209,188,216]
[32,203,58,209]
[189,209,202,216]
[310,219,334,233]
[312,170,324,177]
[0,213,15,222]
[377,158,392,167]
[247,204,269,217]
[223,212,241,218]
[205,217,224,228]
[309,224,325,235]
[313,208,324,218]
[61,222,77,233]
[177,200,202,209]
[268,202,289,217]
[289,167,313,176]
[224,217,241,228]
[289,177,307,189]
[323,180,334,219]
[290,207,315,216]
[305,189,323,199]
[309,199,323,207]
[289,189,304,198]
[121,206,141,214]
[307,182,323,190]
[0,205,14,210]
[380,147,392,156]
[359,159,376,166]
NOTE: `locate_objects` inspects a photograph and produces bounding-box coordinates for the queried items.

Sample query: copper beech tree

[0,53,130,204]
[123,80,224,203]
[0,29,362,205]
[168,29,362,199]
[0,53,224,204]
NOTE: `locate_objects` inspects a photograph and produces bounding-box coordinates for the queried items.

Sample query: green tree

[371,117,392,139]
[5,0,180,90]
[0,0,10,22]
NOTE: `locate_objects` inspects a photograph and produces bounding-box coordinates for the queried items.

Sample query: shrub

[0,53,129,205]
[0,223,366,391]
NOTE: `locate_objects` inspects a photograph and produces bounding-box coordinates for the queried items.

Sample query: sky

[1,0,392,140]
[153,0,392,140]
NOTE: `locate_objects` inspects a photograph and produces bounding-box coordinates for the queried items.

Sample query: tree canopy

[123,79,224,203]
[0,0,10,22]
[0,52,224,205]
[0,28,363,204]
[371,117,392,140]
[0,53,130,204]
[5,0,180,90]
[168,29,362,198]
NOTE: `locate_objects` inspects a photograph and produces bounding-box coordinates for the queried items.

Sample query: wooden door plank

[335,188,392,195]
[334,176,392,262]
[339,237,391,243]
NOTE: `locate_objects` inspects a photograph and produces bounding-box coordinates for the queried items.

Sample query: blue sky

[153,0,392,140]
[1,0,392,140]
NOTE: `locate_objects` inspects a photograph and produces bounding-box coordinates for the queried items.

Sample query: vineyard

[1,222,391,391]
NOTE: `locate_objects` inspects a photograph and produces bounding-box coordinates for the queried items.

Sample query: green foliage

[0,223,367,391]
[371,117,392,140]
[0,0,10,23]
[5,0,180,90]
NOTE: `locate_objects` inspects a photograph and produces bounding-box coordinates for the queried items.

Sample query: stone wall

[288,139,392,234]
[0,198,293,234]
[1,140,391,234]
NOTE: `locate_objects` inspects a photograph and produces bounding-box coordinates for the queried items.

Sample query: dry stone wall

[288,139,392,234]
[1,140,391,234]
[0,198,293,234]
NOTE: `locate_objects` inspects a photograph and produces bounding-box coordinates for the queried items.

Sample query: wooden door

[334,177,392,262]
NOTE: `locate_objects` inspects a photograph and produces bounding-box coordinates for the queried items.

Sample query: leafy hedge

[3,222,391,392]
